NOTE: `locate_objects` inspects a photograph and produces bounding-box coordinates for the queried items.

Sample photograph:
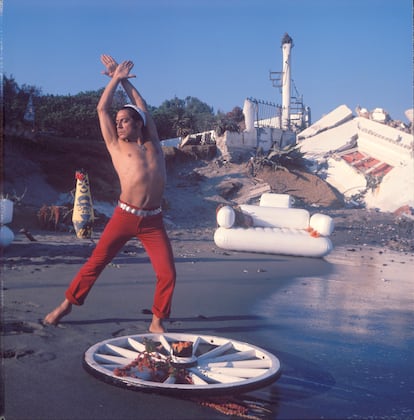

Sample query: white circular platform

[84,333,281,395]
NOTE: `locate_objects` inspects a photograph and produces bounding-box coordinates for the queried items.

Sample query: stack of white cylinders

[214,193,335,258]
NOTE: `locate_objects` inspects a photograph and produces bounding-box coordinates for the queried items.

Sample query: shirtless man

[43,56,176,333]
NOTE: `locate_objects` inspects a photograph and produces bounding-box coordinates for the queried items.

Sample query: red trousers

[65,205,176,319]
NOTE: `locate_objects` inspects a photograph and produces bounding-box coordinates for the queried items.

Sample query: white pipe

[281,34,293,130]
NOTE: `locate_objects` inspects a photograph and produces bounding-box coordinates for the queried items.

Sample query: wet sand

[2,227,414,419]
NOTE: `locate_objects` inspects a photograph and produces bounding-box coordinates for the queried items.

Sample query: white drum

[0,225,15,248]
[0,198,14,225]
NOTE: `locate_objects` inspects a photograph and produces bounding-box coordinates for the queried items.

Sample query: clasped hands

[101,54,136,79]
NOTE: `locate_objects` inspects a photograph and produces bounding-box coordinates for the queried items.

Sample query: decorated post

[72,169,94,239]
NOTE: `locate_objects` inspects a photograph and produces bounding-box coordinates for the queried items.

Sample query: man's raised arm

[121,79,159,142]
[100,54,159,142]
[96,60,134,146]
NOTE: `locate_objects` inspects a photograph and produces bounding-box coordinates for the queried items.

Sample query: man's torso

[109,140,166,209]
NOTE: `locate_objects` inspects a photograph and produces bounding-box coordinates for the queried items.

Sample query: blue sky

[4,0,413,122]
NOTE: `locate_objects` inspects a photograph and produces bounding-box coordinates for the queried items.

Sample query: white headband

[123,104,147,127]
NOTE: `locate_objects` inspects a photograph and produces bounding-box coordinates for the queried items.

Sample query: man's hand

[113,60,136,80]
[101,54,136,79]
[101,54,117,77]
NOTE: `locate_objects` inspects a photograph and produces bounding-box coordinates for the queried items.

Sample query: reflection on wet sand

[256,246,414,340]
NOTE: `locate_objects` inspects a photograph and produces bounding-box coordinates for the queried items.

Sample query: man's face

[116,109,140,141]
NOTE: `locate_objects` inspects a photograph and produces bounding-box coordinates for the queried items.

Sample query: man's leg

[44,207,133,325]
[138,214,176,333]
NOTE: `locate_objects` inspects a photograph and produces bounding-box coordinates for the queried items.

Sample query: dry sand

[2,152,414,419]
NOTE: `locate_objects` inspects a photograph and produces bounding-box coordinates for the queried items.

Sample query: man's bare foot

[149,315,166,333]
[43,299,72,326]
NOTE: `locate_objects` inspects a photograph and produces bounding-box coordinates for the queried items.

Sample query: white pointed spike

[126,337,167,360]
[197,341,233,362]
[200,349,256,364]
[127,337,146,352]
[105,343,139,359]
[188,371,209,385]
[192,336,201,356]
[94,353,132,365]
[159,335,172,354]
[193,367,244,383]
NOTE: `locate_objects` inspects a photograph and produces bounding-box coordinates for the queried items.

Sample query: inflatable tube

[259,193,293,208]
[0,225,15,248]
[309,213,335,237]
[214,226,333,258]
[72,169,94,239]
[216,205,235,228]
[239,205,310,229]
[0,198,14,225]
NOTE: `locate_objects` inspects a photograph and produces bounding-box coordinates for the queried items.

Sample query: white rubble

[297,105,414,212]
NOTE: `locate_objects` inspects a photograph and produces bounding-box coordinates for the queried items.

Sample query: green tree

[214,106,245,136]
[153,96,186,139]
[32,88,127,138]
[4,75,242,142]
[153,96,215,139]
[183,96,215,133]
[3,75,41,127]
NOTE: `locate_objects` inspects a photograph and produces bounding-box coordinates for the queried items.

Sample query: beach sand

[2,223,414,419]
[2,145,414,419]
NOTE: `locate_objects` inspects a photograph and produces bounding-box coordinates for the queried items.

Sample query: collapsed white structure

[181,31,413,215]
[214,101,413,213]
[298,105,414,212]
[214,99,297,162]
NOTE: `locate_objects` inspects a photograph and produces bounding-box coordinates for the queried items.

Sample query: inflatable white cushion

[309,213,335,237]
[239,205,310,229]
[216,205,236,228]
[214,226,333,258]
[259,193,293,208]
